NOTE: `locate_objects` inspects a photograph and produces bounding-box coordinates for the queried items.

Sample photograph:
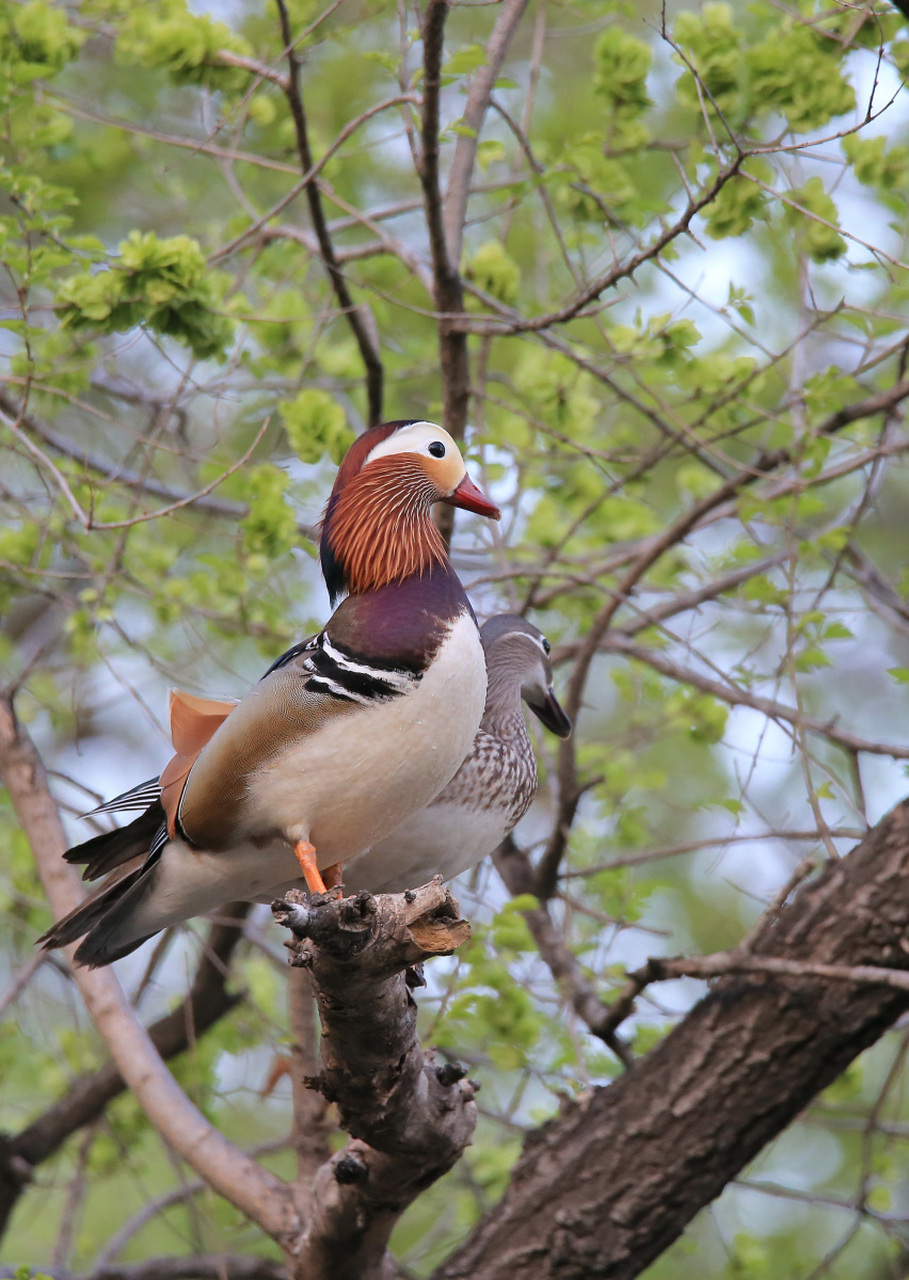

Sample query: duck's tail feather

[64,804,166,881]
[37,854,161,966]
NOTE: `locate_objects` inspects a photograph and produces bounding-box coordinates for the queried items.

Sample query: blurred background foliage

[3,0,909,1275]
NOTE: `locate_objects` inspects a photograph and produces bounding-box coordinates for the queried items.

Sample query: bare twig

[1,404,272,532]
[493,838,633,1068]
[601,635,909,760]
[0,390,315,540]
[273,0,385,424]
[443,0,530,265]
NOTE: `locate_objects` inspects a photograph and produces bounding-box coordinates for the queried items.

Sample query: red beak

[442,473,501,520]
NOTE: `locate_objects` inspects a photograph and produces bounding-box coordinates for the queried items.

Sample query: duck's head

[321,419,500,602]
[480,614,572,738]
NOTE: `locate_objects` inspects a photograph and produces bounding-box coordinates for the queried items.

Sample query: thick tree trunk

[435,800,909,1280]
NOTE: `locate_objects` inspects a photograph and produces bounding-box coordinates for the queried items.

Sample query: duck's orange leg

[322,862,344,891]
[293,840,327,895]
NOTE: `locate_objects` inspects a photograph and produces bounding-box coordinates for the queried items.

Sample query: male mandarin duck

[40,420,500,967]
[123,615,571,902]
[343,615,571,894]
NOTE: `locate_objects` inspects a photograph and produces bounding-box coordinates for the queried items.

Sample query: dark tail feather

[65,803,165,881]
[38,858,159,967]
[76,927,155,968]
[39,860,143,948]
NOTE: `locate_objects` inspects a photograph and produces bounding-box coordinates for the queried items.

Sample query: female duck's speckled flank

[40,420,500,967]
[343,615,571,894]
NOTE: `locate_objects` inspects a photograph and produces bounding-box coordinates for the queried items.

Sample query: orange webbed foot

[293,840,328,896]
[322,862,344,892]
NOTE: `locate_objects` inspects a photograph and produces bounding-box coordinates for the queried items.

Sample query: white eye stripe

[526,633,551,659]
[364,422,461,467]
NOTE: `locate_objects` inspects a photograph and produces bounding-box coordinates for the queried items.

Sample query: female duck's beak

[529,687,572,738]
[442,473,501,520]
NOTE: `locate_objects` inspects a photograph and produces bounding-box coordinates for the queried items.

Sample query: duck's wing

[81,777,163,818]
[171,621,420,851]
[159,689,239,835]
[64,689,238,882]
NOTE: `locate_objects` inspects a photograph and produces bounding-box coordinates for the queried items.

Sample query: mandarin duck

[40,420,500,967]
[342,615,570,894]
[97,614,570,902]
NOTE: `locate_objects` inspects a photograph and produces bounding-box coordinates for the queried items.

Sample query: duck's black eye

[428,441,446,458]
[542,637,551,655]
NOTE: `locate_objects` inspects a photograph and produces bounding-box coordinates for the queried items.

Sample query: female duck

[344,615,571,894]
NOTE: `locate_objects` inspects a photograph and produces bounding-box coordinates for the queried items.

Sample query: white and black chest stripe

[269,633,422,706]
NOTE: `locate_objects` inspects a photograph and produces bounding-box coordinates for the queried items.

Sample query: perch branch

[272,879,477,1280]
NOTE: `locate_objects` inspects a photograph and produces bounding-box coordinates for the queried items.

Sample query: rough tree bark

[435,800,909,1280]
[271,882,477,1280]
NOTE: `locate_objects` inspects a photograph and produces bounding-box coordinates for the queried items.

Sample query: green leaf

[593,26,652,122]
[443,43,487,77]
[673,4,744,119]
[56,231,234,358]
[281,389,353,464]
[116,0,252,89]
[746,18,855,132]
[465,241,520,306]
[783,177,846,263]
[703,161,772,240]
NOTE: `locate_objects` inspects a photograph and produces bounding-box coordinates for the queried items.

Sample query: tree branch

[435,798,909,1280]
[0,694,298,1247]
[443,0,530,266]
[448,152,746,336]
[601,634,909,760]
[0,389,315,541]
[2,900,250,1241]
[274,0,384,425]
[420,0,470,548]
[271,880,477,1280]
